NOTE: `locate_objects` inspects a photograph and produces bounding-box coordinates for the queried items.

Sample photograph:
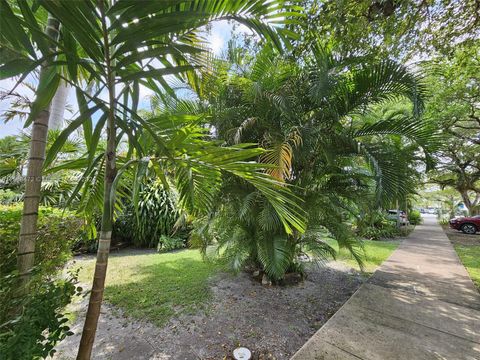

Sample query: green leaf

[0,58,36,80]
[25,66,60,127]
[44,103,102,168]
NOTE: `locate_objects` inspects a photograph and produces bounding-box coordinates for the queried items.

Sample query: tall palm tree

[2,1,304,358]
[0,6,62,294]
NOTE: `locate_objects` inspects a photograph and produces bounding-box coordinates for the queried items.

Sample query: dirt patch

[53,262,362,360]
[442,225,480,246]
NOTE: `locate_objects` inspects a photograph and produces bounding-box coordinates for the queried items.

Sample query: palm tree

[2,1,304,358]
[182,42,435,279]
[1,7,62,294]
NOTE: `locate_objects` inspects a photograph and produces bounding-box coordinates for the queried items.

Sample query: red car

[449,215,480,234]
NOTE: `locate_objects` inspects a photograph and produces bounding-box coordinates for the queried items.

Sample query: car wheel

[461,223,477,235]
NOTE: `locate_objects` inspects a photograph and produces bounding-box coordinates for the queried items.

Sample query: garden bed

[53,242,397,360]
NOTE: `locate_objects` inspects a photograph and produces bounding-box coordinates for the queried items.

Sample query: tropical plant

[1,8,62,296]
[184,42,435,280]
[0,204,83,278]
[0,270,81,360]
[132,180,180,248]
[408,210,422,225]
[1,1,305,357]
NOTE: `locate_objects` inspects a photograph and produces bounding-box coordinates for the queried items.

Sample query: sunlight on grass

[328,239,399,273]
[75,249,222,326]
[455,245,480,290]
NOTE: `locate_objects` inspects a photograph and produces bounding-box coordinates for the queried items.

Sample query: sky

[0,20,250,139]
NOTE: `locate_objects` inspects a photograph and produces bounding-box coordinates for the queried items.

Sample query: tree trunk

[16,15,60,294]
[49,80,69,130]
[460,190,477,215]
[77,2,116,358]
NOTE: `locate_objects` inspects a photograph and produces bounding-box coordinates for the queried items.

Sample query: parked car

[387,210,409,226]
[449,215,480,234]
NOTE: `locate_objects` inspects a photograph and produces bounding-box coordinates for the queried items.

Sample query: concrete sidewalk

[292,216,480,360]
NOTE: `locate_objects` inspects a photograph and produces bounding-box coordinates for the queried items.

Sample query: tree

[2,1,305,358]
[176,43,433,280]
[1,7,62,294]
[425,44,480,214]
[294,0,480,60]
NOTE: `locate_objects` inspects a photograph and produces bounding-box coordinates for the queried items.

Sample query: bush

[107,181,192,249]
[356,210,401,240]
[0,205,84,358]
[0,189,21,204]
[438,218,450,225]
[0,204,83,277]
[156,235,186,252]
[0,270,82,359]
[408,210,422,225]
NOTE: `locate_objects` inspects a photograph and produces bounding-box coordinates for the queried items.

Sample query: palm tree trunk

[16,15,60,294]
[49,80,69,130]
[77,2,116,358]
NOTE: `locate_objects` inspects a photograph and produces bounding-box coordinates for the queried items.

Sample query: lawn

[75,249,223,326]
[328,239,400,273]
[442,226,480,291]
[74,240,397,326]
[454,245,480,290]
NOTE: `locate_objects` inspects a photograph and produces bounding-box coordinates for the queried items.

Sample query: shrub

[156,235,186,252]
[438,218,450,225]
[359,224,399,240]
[0,189,21,204]
[0,205,84,359]
[0,204,83,277]
[0,270,82,359]
[408,210,422,225]
[357,211,400,240]
[131,181,181,248]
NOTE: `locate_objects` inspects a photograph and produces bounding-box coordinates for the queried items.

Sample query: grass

[454,245,480,290]
[328,239,400,274]
[73,239,398,326]
[442,226,480,291]
[75,249,222,326]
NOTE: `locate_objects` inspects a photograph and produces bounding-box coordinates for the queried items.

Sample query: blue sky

[0,20,249,139]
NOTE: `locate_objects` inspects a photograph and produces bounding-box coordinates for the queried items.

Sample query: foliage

[157,235,186,253]
[0,204,83,276]
[132,181,180,248]
[295,0,480,60]
[0,271,82,360]
[0,133,83,208]
[408,210,422,225]
[357,213,401,240]
[185,43,433,280]
[0,189,20,204]
[438,218,450,226]
[355,208,413,240]
[425,44,480,215]
[75,249,222,327]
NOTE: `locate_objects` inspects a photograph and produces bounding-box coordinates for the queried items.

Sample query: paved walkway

[292,216,480,359]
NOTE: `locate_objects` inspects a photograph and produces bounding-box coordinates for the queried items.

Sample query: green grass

[454,245,480,290]
[75,249,222,326]
[328,239,400,273]
[74,240,398,326]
